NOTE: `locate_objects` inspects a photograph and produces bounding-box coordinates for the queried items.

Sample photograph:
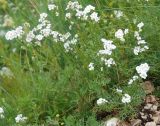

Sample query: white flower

[0,107,4,119]
[115,29,125,41]
[128,79,134,85]
[39,13,48,22]
[88,62,94,71]
[40,28,51,37]
[114,10,123,18]
[48,4,57,11]
[134,31,139,37]
[137,22,144,31]
[55,12,59,16]
[132,75,139,81]
[84,5,95,14]
[98,38,116,55]
[0,114,4,119]
[66,1,82,11]
[5,26,24,40]
[26,31,35,42]
[116,88,122,93]
[0,67,14,78]
[136,63,150,79]
[104,58,115,67]
[133,28,149,55]
[122,94,131,103]
[90,12,100,22]
[133,46,141,55]
[35,34,43,41]
[15,114,27,123]
[65,13,71,19]
[0,107,4,114]
[124,29,129,34]
[97,98,108,106]
[128,75,139,85]
[137,40,146,45]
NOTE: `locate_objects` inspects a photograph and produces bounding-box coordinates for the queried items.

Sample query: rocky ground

[103,81,160,126]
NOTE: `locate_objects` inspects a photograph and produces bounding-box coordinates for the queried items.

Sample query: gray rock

[141,115,147,120]
[150,105,158,111]
[144,103,152,110]
[152,116,159,124]
[145,122,156,126]
[104,118,119,126]
[130,119,142,126]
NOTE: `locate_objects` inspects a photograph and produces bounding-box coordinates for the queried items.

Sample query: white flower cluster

[137,22,144,32]
[98,39,116,55]
[63,34,78,52]
[66,1,100,22]
[114,10,123,19]
[5,2,100,53]
[101,57,115,67]
[115,29,129,42]
[88,62,94,71]
[121,94,131,103]
[26,13,52,43]
[25,12,78,52]
[48,4,59,16]
[15,114,27,123]
[98,38,116,67]
[66,1,82,11]
[128,75,139,85]
[5,26,23,40]
[0,67,14,78]
[133,22,149,55]
[116,88,123,93]
[0,107,4,119]
[97,98,108,106]
[136,63,150,79]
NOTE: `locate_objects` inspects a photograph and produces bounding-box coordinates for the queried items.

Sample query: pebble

[145,121,156,126]
[104,118,119,126]
[143,81,155,94]
[145,95,156,103]
[141,115,147,120]
[144,103,153,110]
[150,105,158,111]
[152,115,159,123]
[130,119,142,126]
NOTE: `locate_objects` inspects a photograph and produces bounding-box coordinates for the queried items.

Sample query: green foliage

[0,0,160,125]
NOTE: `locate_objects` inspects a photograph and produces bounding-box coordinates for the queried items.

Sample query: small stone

[145,121,156,126]
[152,111,160,124]
[140,112,145,116]
[152,116,159,124]
[149,114,153,118]
[142,81,154,94]
[150,105,158,111]
[130,119,142,126]
[144,104,153,110]
[104,118,119,126]
[145,95,157,103]
[141,115,147,120]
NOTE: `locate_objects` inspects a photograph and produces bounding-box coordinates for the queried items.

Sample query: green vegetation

[0,0,160,125]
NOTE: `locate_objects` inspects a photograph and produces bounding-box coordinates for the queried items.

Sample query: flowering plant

[0,0,159,125]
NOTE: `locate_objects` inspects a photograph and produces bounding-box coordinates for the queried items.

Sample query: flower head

[136,63,150,79]
[88,62,94,71]
[122,94,131,103]
[97,98,108,106]
[15,114,27,123]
